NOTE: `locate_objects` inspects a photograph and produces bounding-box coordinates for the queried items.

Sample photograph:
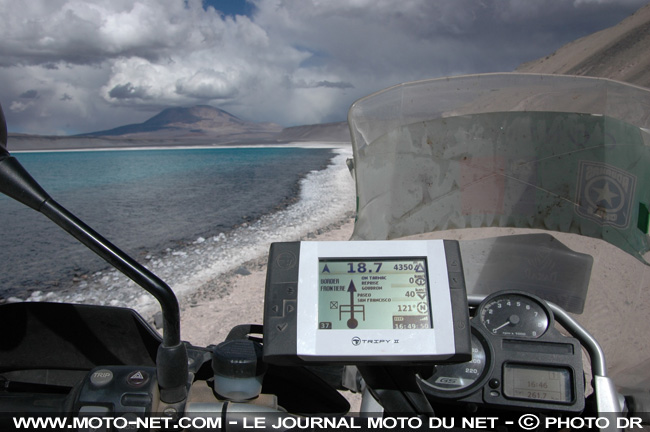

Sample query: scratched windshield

[348,74,650,265]
[347,73,650,389]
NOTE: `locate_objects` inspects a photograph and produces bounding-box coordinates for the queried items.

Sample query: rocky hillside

[517,3,650,88]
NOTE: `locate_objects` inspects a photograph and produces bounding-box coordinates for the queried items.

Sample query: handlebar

[0,291,644,432]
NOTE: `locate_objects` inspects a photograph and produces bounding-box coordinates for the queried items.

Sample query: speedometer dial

[427,332,487,392]
[419,325,492,398]
[478,293,549,338]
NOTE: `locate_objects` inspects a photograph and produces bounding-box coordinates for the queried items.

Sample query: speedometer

[421,326,492,397]
[427,333,486,391]
[418,291,584,412]
[478,292,550,338]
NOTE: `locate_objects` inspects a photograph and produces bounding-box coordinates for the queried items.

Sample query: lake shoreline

[3,146,357,320]
[11,141,351,153]
[7,132,351,153]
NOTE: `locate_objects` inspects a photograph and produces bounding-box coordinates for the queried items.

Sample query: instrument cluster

[417,291,585,413]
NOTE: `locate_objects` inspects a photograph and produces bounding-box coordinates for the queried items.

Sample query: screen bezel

[296,240,457,361]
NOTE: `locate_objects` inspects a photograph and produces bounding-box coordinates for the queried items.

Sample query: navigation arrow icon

[347,281,358,329]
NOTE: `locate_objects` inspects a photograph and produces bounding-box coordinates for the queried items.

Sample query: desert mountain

[82,105,282,141]
[517,3,650,88]
[77,104,350,144]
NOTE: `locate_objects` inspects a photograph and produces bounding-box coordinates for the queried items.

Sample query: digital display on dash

[503,364,572,403]
[317,258,432,330]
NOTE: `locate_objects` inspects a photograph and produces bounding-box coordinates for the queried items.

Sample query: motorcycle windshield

[348,74,650,314]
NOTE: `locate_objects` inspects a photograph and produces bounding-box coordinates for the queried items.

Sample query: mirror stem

[40,198,182,345]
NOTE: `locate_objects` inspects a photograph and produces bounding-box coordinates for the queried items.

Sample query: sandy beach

[179,216,356,347]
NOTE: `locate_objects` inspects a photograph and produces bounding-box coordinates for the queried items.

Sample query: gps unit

[263,240,471,364]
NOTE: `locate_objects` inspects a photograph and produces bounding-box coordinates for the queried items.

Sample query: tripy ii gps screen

[317,258,431,331]
[263,240,471,364]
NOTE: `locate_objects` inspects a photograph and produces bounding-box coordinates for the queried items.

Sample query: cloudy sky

[1,0,648,135]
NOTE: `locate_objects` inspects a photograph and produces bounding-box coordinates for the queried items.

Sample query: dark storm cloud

[108,83,150,100]
[19,90,39,99]
[257,0,646,78]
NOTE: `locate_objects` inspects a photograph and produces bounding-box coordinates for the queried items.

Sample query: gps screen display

[317,258,432,330]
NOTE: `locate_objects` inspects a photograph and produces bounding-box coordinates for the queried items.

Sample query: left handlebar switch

[75,366,159,420]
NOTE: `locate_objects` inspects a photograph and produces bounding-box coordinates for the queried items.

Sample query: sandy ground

[179,216,356,347]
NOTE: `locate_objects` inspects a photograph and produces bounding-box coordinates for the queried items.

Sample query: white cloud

[0,0,647,134]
